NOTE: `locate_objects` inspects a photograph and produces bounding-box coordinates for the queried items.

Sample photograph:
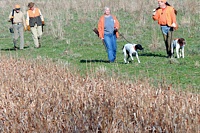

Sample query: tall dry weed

[0,55,199,132]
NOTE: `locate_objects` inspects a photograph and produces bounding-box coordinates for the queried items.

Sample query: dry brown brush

[2,0,200,40]
[0,56,199,132]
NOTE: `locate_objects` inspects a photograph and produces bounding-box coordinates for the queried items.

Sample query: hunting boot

[13,39,18,50]
[38,37,41,48]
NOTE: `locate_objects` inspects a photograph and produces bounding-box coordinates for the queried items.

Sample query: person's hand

[152,9,156,15]
[42,21,45,26]
[24,26,27,31]
[27,25,31,31]
[171,23,176,28]
[114,27,118,32]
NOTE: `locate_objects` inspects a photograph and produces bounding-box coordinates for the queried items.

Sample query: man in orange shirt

[152,0,177,58]
[98,7,120,63]
[26,2,44,48]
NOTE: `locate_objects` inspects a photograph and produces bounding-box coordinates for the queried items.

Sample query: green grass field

[0,0,200,91]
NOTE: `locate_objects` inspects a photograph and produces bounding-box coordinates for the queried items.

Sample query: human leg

[18,24,24,49]
[161,26,172,57]
[13,25,19,48]
[37,26,43,47]
[167,30,173,57]
[110,34,117,61]
[31,25,40,48]
[104,34,115,62]
[162,33,168,56]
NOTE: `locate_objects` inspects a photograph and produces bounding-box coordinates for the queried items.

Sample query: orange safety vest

[27,8,42,26]
[27,8,40,18]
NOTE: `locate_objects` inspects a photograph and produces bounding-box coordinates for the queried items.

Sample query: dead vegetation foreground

[0,56,199,132]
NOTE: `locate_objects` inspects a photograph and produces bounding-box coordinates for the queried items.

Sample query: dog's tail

[122,46,125,54]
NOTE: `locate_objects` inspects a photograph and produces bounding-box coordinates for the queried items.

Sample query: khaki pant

[13,23,24,49]
[162,29,173,57]
[30,24,43,48]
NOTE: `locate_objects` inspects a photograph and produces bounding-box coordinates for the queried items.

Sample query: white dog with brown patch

[171,38,186,58]
[122,43,144,63]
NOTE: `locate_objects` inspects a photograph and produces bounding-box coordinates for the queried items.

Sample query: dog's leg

[123,48,127,63]
[124,53,127,63]
[176,45,180,58]
[171,42,174,57]
[135,52,140,63]
[182,47,184,58]
[129,53,134,62]
[127,55,130,63]
[179,49,182,58]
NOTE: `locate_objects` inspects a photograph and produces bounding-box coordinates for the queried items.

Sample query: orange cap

[158,0,166,3]
[15,4,20,9]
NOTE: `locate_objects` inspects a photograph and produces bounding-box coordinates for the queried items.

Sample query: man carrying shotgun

[97,7,120,63]
[8,4,26,50]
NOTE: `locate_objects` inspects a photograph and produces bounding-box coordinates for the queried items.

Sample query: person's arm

[26,11,30,26]
[171,8,177,26]
[113,15,119,30]
[98,16,104,39]
[112,15,120,38]
[152,10,159,21]
[22,12,26,29]
[39,9,44,21]
[8,12,12,20]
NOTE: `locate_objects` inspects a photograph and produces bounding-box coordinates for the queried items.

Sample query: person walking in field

[98,7,120,63]
[8,4,26,50]
[152,0,178,58]
[26,2,44,48]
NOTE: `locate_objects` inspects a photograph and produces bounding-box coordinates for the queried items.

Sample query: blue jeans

[104,34,117,62]
[161,26,171,35]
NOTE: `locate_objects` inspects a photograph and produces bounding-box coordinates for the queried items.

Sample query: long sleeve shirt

[98,15,120,39]
[152,6,177,28]
[9,10,26,26]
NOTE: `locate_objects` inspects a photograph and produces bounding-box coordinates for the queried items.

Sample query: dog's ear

[178,38,186,45]
[137,44,144,50]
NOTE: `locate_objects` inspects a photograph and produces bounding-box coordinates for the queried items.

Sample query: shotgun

[93,28,107,50]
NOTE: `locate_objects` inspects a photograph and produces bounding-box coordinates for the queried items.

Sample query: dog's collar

[133,46,136,50]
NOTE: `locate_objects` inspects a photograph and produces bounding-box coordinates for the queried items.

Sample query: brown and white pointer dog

[171,38,186,58]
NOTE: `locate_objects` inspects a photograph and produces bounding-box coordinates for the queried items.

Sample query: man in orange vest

[26,2,44,48]
[8,4,26,50]
[152,0,178,58]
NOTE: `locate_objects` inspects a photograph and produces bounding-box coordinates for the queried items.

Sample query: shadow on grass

[80,52,167,64]
[140,52,167,58]
[80,59,110,63]
[80,59,126,64]
[0,46,29,51]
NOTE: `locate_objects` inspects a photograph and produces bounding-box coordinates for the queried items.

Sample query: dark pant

[162,28,173,57]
